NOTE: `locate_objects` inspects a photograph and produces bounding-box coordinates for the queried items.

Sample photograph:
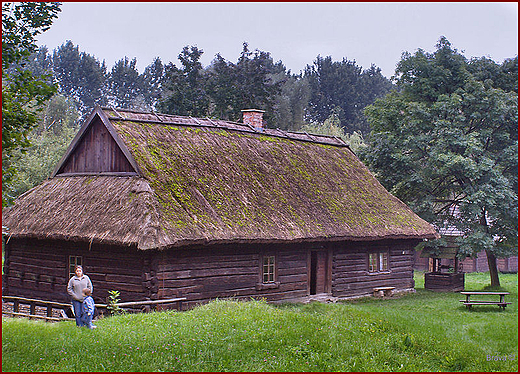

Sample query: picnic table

[459,291,511,311]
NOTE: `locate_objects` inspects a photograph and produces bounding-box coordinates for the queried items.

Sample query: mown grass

[2,272,517,372]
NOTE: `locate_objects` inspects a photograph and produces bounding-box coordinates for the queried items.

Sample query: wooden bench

[373,286,395,297]
[459,291,512,311]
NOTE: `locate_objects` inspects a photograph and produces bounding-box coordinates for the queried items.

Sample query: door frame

[307,247,332,295]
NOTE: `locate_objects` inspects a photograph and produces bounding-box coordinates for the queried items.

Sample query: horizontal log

[332,264,368,273]
[93,280,144,293]
[278,266,307,276]
[115,297,186,308]
[333,253,366,261]
[104,274,144,284]
[2,311,74,322]
[278,259,307,268]
[2,296,71,308]
[278,274,307,284]
[334,280,412,294]
[9,257,64,271]
[334,276,412,289]
[157,258,258,272]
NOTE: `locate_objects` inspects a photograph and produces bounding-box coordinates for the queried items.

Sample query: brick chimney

[241,109,265,129]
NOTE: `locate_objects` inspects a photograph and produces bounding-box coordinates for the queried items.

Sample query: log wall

[332,240,418,298]
[153,243,310,309]
[424,272,465,292]
[2,238,146,304]
[3,238,420,309]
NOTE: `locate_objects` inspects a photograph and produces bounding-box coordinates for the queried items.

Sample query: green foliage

[362,37,518,285]
[52,40,107,113]
[2,95,79,205]
[2,2,61,206]
[24,39,391,133]
[2,2,61,70]
[106,290,123,316]
[2,272,517,372]
[107,57,143,110]
[272,73,311,131]
[158,46,210,117]
[300,108,366,153]
[304,55,394,136]
[141,57,164,109]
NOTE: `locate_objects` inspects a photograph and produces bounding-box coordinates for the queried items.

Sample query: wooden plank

[2,312,74,322]
[116,297,186,307]
[459,300,512,305]
[2,296,72,309]
[460,292,509,295]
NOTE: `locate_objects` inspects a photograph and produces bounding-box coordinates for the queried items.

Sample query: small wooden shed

[420,240,465,292]
[2,107,438,308]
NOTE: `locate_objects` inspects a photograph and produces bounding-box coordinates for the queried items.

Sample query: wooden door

[310,250,330,295]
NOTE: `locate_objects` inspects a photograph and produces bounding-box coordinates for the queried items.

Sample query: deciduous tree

[362,37,518,286]
[52,41,107,114]
[2,2,61,206]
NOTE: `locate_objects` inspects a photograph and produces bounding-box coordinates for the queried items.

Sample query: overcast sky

[35,2,518,78]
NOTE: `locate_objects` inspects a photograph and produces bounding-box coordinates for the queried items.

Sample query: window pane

[369,253,377,272]
[262,256,275,283]
[381,252,388,271]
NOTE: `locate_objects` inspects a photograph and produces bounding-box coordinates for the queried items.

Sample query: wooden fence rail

[2,296,75,322]
[2,296,186,322]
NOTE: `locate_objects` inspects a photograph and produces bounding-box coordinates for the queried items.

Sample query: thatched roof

[2,107,438,250]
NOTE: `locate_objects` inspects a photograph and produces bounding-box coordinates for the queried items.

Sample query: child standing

[81,288,97,329]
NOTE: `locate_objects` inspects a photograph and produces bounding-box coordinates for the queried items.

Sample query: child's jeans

[81,313,95,329]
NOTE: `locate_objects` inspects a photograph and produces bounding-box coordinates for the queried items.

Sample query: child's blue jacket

[82,296,95,315]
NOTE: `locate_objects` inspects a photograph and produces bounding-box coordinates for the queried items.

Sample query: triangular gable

[52,107,141,177]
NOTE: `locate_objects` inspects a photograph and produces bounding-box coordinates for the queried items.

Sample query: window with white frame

[368,251,389,273]
[262,255,276,283]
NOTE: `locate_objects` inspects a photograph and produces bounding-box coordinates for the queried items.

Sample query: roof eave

[2,230,439,251]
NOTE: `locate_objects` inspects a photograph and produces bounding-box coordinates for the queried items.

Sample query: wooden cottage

[2,107,438,308]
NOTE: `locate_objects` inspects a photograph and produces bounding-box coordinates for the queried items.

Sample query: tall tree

[141,57,164,109]
[235,43,285,125]
[107,57,142,109]
[205,43,285,125]
[52,40,107,114]
[362,37,518,287]
[158,46,210,117]
[2,2,61,206]
[206,53,240,120]
[271,72,311,131]
[3,95,79,205]
[304,56,393,136]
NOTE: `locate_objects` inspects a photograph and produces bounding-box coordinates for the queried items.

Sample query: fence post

[30,301,36,317]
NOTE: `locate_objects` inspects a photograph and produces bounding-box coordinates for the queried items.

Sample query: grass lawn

[2,272,518,372]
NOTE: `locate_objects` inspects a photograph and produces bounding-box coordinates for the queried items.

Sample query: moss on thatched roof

[2,107,438,249]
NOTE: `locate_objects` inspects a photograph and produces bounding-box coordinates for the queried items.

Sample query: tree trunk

[485,249,501,287]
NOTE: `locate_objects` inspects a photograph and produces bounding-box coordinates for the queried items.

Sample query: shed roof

[2,107,438,250]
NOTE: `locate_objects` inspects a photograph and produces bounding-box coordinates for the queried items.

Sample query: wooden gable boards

[52,107,141,177]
